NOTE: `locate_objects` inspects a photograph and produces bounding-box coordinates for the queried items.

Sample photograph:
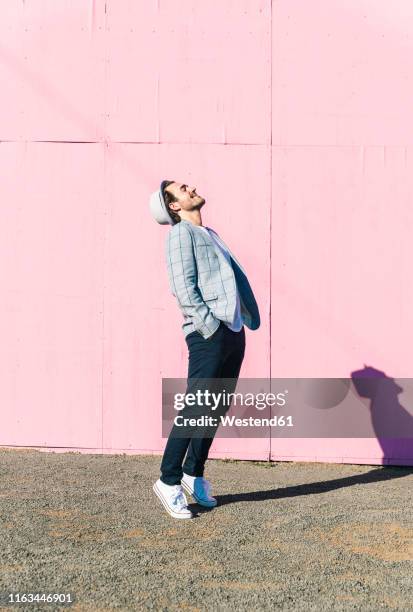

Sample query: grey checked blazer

[165,219,260,339]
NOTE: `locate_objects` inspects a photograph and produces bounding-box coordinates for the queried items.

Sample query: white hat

[149,180,177,225]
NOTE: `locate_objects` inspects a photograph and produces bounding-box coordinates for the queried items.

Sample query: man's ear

[169,201,180,212]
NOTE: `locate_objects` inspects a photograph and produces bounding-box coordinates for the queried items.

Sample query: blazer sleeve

[165,223,221,339]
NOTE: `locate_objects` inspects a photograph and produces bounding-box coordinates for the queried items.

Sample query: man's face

[165,182,206,216]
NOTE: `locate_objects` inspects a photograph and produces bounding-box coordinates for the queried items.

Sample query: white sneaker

[153,479,193,519]
[181,473,218,508]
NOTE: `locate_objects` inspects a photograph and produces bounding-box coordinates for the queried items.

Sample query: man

[149,180,260,519]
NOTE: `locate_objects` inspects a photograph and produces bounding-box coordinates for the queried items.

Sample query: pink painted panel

[0,1,26,138]
[0,142,104,448]
[271,146,413,378]
[270,439,413,467]
[101,143,270,459]
[0,0,106,140]
[105,0,271,143]
[272,0,413,146]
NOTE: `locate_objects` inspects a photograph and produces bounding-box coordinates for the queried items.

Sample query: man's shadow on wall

[351,364,413,459]
[215,365,413,508]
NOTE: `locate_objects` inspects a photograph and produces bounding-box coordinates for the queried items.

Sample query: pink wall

[1,1,412,465]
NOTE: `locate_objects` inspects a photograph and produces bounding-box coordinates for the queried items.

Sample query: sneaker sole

[153,482,193,519]
[181,480,218,508]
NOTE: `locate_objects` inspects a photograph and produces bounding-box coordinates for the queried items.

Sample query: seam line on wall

[269,0,273,463]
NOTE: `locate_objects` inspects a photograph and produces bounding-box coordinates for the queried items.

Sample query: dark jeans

[160,320,246,486]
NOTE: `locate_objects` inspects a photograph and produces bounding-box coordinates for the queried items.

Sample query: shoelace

[170,485,188,510]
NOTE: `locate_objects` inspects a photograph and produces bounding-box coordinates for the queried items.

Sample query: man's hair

[163,180,181,224]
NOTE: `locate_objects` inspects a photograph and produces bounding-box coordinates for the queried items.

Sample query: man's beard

[192,197,205,208]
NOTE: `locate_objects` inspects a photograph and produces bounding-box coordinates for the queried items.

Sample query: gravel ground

[0,448,412,612]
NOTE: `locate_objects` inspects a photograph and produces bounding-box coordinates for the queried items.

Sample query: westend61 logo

[173,389,288,411]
